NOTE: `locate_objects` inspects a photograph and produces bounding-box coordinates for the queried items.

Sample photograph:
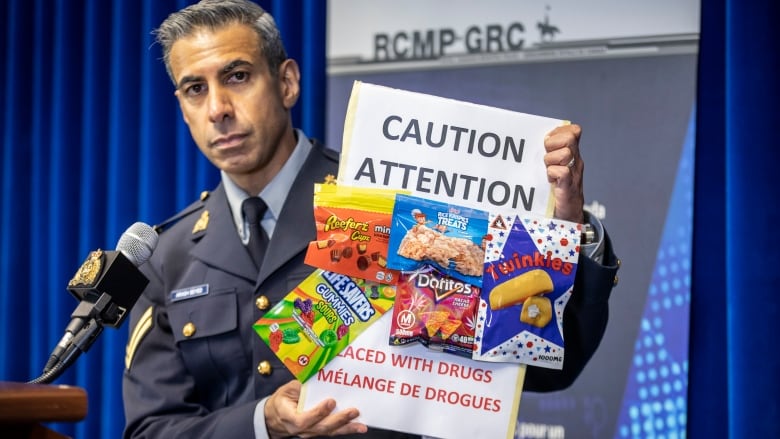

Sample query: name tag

[170,284,209,302]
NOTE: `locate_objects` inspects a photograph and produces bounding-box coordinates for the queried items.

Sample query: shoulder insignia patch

[125,306,153,370]
[192,210,210,234]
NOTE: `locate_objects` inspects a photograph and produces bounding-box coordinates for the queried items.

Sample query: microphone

[37,222,159,380]
[65,222,158,327]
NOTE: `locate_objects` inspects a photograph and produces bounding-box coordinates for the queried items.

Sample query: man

[122,1,620,438]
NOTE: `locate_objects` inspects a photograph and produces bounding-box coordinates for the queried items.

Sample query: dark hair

[153,0,288,83]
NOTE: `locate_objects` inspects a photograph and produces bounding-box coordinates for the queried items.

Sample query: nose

[207,86,234,123]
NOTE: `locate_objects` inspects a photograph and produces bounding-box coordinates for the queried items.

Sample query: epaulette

[152,190,210,234]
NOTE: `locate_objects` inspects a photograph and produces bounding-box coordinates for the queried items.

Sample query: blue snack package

[386,194,489,287]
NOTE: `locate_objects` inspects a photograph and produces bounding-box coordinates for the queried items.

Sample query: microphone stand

[27,292,116,385]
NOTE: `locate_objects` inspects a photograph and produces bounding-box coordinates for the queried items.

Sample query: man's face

[169,23,299,191]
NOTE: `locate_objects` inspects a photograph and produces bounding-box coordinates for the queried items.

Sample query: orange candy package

[304,184,407,285]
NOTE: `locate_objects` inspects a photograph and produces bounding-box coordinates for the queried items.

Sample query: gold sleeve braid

[125,306,153,370]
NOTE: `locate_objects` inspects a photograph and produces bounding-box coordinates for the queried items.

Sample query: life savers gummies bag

[253,268,396,382]
[473,212,581,370]
[304,184,405,285]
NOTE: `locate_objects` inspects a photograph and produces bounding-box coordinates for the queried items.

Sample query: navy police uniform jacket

[122,140,620,438]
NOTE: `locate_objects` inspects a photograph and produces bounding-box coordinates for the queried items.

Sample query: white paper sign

[300,312,526,439]
[337,81,565,217]
[300,82,565,438]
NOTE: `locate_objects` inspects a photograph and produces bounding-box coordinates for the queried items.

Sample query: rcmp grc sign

[328,0,700,65]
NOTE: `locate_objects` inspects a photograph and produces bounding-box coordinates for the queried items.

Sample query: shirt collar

[223,129,313,240]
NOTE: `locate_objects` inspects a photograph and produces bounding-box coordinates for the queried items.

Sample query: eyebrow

[176,59,254,90]
[222,59,252,74]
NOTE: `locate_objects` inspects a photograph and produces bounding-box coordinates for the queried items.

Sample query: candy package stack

[255,184,405,381]
[385,194,487,357]
[385,194,581,370]
[253,268,395,382]
[473,212,581,370]
[256,187,581,381]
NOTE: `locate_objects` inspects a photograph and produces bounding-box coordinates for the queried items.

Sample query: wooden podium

[0,382,87,439]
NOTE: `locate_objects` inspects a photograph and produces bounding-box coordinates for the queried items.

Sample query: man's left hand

[544,123,585,223]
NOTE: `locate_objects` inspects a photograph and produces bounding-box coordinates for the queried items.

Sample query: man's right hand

[264,380,368,438]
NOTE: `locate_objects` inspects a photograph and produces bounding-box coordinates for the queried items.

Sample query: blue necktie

[241,197,270,271]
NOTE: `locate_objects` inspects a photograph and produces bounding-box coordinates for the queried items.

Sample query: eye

[227,71,249,84]
[184,83,206,97]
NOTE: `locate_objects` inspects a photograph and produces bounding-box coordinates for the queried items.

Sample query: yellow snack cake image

[488,268,554,310]
[520,295,553,328]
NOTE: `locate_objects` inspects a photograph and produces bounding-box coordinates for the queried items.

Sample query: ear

[278,59,301,110]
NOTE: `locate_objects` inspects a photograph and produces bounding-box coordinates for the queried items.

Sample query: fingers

[265,381,367,439]
[543,124,585,223]
[544,123,582,183]
[544,123,581,154]
[544,123,581,166]
[298,406,367,438]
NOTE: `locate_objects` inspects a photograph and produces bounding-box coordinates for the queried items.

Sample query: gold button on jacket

[255,296,270,310]
[257,360,272,375]
[182,322,196,338]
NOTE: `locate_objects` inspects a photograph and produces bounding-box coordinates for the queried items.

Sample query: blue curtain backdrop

[690,0,780,437]
[2,0,779,438]
[0,0,325,437]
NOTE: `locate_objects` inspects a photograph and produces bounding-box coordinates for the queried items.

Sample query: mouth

[210,132,249,150]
